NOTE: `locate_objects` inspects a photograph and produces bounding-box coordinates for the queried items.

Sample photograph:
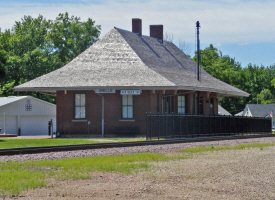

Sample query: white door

[0,115,17,135]
[21,116,56,136]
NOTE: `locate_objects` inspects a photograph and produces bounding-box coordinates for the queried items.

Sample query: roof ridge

[115,28,175,86]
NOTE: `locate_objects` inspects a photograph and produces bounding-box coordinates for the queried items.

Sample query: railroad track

[0,134,274,156]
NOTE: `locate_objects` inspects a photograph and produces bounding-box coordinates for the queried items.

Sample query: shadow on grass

[0,140,6,142]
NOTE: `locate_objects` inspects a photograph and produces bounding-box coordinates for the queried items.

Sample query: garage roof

[0,96,27,107]
[0,96,55,107]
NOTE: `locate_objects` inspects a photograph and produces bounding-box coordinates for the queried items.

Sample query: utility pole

[196,21,201,114]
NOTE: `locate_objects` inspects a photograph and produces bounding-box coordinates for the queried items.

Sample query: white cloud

[238,42,249,46]
[0,0,275,45]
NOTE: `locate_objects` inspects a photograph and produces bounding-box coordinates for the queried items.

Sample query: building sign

[95,89,116,93]
[120,90,141,95]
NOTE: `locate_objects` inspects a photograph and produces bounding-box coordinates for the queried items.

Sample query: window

[75,94,86,119]
[122,95,133,119]
[178,95,186,114]
[25,99,32,111]
[163,96,173,114]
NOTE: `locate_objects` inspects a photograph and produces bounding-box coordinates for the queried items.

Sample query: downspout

[96,94,105,137]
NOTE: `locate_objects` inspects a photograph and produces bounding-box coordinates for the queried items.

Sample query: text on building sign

[95,89,116,93]
[120,90,141,95]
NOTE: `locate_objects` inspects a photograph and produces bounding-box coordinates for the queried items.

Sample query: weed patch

[178,143,275,153]
[0,152,170,196]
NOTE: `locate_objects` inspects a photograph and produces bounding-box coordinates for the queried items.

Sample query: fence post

[264,120,266,132]
[150,112,152,140]
[256,117,258,135]
[172,112,175,139]
[179,113,181,139]
[165,112,167,140]
[158,112,160,140]
[246,115,248,135]
[203,114,205,137]
[192,113,194,138]
[209,114,211,136]
[225,115,227,136]
[214,115,217,136]
[221,115,223,135]
[198,114,201,137]
[146,112,148,140]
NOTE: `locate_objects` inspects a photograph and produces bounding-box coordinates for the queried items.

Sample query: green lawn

[0,138,146,149]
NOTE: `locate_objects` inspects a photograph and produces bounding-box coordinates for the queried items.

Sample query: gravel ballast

[1,137,275,163]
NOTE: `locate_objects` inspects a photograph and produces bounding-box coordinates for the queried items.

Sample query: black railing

[146,113,272,140]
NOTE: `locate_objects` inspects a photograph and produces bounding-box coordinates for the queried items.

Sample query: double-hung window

[178,95,186,114]
[75,94,86,119]
[122,95,133,119]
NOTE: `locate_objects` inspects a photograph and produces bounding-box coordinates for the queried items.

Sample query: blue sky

[1,0,275,67]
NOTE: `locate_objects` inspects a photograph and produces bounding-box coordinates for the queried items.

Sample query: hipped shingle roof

[15,28,248,97]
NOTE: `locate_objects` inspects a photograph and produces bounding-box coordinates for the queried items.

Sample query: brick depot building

[15,19,249,136]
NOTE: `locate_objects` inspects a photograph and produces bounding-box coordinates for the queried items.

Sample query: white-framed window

[178,95,186,114]
[122,95,133,119]
[75,93,86,119]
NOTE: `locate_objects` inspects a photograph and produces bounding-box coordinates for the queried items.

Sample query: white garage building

[0,96,56,136]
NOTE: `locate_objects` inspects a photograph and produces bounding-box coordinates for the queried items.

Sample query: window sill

[119,119,135,122]
[72,120,87,122]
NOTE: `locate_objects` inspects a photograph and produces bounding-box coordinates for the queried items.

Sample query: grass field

[0,138,146,149]
[0,152,173,197]
[0,142,274,197]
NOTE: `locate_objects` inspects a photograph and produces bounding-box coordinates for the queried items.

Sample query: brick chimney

[150,25,163,43]
[132,18,142,36]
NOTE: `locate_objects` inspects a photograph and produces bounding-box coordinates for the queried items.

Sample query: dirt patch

[7,145,275,200]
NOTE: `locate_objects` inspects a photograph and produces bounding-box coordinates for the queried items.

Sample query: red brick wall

[57,90,154,135]
[56,90,219,136]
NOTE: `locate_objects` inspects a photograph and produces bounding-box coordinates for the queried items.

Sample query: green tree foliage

[193,44,275,115]
[0,13,100,102]
[253,89,275,104]
[48,13,100,64]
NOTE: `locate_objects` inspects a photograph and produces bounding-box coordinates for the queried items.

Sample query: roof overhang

[14,86,250,97]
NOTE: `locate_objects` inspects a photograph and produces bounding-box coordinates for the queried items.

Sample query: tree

[48,12,101,65]
[163,32,191,56]
[0,49,6,81]
[253,89,275,104]
[193,44,275,115]
[178,39,191,56]
[0,13,101,102]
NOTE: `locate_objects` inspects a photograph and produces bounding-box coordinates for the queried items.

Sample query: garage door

[21,116,56,136]
[0,115,17,135]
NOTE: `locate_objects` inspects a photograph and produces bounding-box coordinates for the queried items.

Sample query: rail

[0,134,274,156]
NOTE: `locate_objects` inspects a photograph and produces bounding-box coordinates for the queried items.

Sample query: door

[0,115,17,135]
[21,116,56,136]
[163,96,173,114]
